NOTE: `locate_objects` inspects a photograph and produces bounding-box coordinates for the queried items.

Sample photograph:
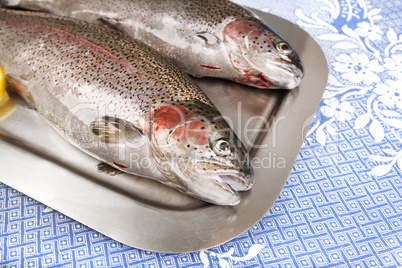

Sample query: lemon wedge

[0,66,5,103]
[0,66,16,120]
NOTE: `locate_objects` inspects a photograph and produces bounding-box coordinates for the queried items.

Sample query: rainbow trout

[0,8,253,205]
[1,0,304,89]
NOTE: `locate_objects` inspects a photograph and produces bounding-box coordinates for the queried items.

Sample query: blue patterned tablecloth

[1,0,402,267]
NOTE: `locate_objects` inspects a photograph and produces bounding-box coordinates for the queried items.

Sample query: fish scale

[0,8,253,205]
[1,0,304,89]
[1,9,213,114]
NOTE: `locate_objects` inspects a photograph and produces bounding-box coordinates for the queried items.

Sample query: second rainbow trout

[1,0,304,89]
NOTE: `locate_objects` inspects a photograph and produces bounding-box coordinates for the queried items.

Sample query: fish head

[150,100,254,205]
[223,19,304,89]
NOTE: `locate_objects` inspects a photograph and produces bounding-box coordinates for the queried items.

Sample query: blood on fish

[113,162,128,169]
[200,65,221,70]
[255,73,271,85]
[236,72,274,88]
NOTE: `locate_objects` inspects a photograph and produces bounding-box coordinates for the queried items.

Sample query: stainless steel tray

[0,10,328,253]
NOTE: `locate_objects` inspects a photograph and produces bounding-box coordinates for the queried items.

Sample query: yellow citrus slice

[0,66,16,120]
[0,92,16,121]
[0,66,5,103]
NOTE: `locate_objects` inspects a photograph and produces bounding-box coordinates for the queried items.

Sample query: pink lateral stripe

[200,65,222,70]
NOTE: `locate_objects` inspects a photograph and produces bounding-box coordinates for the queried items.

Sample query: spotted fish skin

[1,0,304,89]
[0,8,253,205]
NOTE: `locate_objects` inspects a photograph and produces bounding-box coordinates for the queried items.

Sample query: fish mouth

[257,60,304,89]
[169,159,254,205]
[277,58,304,78]
[194,160,254,193]
[211,170,254,193]
[235,65,303,89]
[238,51,304,89]
[276,63,304,87]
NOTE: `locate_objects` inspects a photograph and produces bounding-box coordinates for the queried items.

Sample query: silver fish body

[0,8,253,205]
[1,0,304,89]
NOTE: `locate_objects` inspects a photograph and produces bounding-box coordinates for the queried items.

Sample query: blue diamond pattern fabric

[1,0,402,267]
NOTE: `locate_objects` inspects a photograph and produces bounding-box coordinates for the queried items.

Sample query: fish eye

[276,42,292,55]
[214,139,232,156]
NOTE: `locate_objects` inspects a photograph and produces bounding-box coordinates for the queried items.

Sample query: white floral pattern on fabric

[320,98,355,122]
[374,80,402,110]
[384,54,402,79]
[333,53,383,84]
[355,21,383,40]
[292,0,402,176]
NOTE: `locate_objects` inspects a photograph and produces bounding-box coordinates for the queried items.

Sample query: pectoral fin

[5,74,35,109]
[196,31,220,46]
[90,116,146,144]
[97,162,123,176]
